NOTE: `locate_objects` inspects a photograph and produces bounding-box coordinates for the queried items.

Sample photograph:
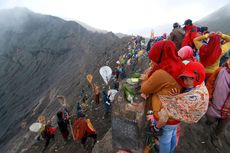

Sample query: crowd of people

[142,19,230,153]
[33,94,99,153]
[30,18,230,153]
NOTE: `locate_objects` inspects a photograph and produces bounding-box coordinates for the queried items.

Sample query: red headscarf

[148,40,184,82]
[182,25,198,47]
[199,34,221,67]
[179,61,206,87]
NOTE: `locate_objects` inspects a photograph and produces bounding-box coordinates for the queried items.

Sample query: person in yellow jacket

[193,32,230,78]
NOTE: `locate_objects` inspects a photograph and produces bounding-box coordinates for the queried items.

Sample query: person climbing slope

[93,83,100,104]
[41,121,57,152]
[73,113,97,149]
[56,111,69,143]
[102,90,111,119]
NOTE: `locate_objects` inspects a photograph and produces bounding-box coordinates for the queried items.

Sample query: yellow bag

[86,119,96,132]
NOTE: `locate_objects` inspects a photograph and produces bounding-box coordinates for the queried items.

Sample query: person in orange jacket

[73,113,97,149]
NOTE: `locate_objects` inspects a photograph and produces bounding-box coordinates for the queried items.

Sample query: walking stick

[68,116,75,141]
[57,95,76,141]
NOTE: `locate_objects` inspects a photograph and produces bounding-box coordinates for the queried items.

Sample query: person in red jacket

[182,19,199,48]
[41,122,57,152]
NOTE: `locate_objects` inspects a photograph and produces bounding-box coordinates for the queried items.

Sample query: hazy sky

[0,0,229,37]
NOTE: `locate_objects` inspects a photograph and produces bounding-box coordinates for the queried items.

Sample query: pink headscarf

[178,46,196,62]
[162,33,167,39]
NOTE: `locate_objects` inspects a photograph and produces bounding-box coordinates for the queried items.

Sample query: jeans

[159,124,178,153]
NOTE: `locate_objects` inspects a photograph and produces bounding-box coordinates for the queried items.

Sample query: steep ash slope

[0,7,130,153]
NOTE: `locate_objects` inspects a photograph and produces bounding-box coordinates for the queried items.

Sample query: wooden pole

[57,95,75,141]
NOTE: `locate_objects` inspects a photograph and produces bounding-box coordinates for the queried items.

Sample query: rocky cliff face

[0,7,130,153]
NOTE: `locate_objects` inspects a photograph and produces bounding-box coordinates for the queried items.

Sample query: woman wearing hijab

[141,40,184,153]
[194,32,230,79]
[177,46,196,62]
[158,61,207,124]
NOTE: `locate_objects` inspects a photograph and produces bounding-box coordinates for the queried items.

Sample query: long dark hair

[56,111,63,120]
